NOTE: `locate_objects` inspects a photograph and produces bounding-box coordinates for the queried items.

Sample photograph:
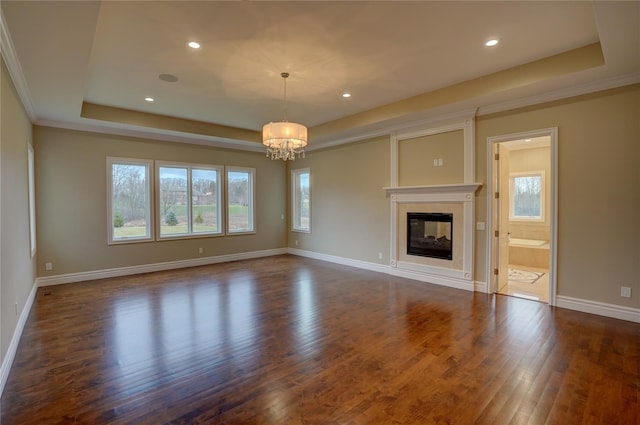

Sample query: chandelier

[262,72,307,161]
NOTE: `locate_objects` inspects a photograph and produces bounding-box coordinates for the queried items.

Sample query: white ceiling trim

[477,71,640,117]
[32,70,640,154]
[0,9,36,121]
[35,119,265,153]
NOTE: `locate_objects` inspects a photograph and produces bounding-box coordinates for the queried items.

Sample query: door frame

[486,127,558,305]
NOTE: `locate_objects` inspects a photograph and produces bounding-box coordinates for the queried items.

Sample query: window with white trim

[157,162,223,238]
[226,167,255,234]
[28,145,37,256]
[292,168,310,232]
[509,171,545,221]
[107,157,154,244]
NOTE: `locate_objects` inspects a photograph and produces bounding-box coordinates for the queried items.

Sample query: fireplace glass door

[407,212,453,260]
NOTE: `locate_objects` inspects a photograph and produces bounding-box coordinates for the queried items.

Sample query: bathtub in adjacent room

[509,238,549,268]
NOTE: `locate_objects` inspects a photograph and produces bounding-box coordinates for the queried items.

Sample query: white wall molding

[0,9,36,121]
[474,281,489,293]
[36,248,288,287]
[288,248,390,275]
[477,72,640,117]
[0,280,37,397]
[486,127,559,306]
[288,248,474,292]
[556,295,640,324]
[288,249,640,323]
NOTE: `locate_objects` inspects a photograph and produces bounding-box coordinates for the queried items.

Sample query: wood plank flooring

[1,255,638,424]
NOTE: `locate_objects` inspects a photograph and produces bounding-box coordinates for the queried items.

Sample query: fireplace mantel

[384,182,483,292]
[383,183,482,196]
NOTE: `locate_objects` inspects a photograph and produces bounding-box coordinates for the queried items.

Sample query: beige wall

[398,130,464,185]
[291,84,639,310]
[287,137,391,264]
[34,127,287,276]
[476,84,640,307]
[4,62,639,370]
[1,59,36,363]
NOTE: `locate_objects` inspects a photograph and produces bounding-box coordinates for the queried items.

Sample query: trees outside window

[108,158,153,243]
[158,163,222,238]
[226,167,255,234]
[510,172,544,221]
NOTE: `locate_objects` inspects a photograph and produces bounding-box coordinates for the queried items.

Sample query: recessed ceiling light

[485,39,499,47]
[525,139,532,142]
[187,41,201,49]
[342,92,351,98]
[158,73,179,83]
[144,97,154,102]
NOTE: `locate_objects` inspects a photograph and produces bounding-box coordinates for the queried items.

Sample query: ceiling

[1,1,639,151]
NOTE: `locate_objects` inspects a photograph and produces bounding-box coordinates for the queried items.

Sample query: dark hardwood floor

[1,255,638,424]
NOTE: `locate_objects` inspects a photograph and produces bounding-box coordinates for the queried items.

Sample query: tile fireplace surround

[384,183,482,291]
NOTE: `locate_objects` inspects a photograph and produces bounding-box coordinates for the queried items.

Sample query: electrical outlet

[621,286,632,298]
[198,247,203,254]
[378,252,383,260]
[295,240,298,246]
[45,262,53,271]
[476,222,486,230]
[14,302,18,316]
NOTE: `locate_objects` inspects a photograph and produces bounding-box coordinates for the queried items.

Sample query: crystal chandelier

[262,72,307,161]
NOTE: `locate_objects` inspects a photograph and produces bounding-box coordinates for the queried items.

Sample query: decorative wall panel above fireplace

[384,115,481,291]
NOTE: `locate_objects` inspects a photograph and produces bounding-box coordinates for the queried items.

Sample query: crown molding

[477,72,640,117]
[35,118,265,153]
[0,9,36,121]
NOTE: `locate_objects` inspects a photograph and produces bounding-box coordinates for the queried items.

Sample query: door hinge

[493,268,499,275]
[494,153,499,160]
[494,230,499,237]
[494,192,500,199]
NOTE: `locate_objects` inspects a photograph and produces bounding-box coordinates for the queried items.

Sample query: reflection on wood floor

[2,255,638,424]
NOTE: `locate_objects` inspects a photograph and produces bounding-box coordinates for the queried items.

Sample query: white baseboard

[6,248,635,404]
[474,281,489,293]
[556,295,640,323]
[0,279,38,396]
[288,248,475,292]
[389,267,474,291]
[36,248,288,287]
[288,248,390,274]
[290,249,640,323]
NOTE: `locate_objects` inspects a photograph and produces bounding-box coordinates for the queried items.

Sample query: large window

[292,168,310,232]
[107,158,153,244]
[28,145,37,256]
[226,167,255,234]
[510,172,544,221]
[157,162,222,238]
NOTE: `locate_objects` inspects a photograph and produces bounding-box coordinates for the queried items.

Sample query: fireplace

[384,183,481,291]
[407,212,453,260]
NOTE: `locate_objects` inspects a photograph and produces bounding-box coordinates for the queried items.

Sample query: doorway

[487,129,557,305]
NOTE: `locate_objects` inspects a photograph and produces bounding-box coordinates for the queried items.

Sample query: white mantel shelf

[383,183,482,196]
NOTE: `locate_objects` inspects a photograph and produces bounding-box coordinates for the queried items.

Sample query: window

[28,145,37,257]
[157,162,222,238]
[509,172,544,221]
[226,167,255,234]
[107,158,153,243]
[292,168,310,232]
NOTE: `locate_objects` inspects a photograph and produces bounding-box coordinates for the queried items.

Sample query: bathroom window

[509,172,544,221]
